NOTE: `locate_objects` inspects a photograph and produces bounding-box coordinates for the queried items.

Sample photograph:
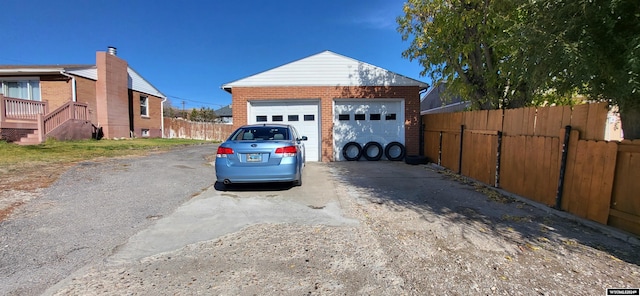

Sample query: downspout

[161,96,167,138]
[59,71,77,102]
[418,87,428,156]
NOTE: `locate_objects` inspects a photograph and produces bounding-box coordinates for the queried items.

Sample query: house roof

[420,82,470,114]
[222,50,429,93]
[66,66,166,99]
[0,65,92,75]
[0,64,166,99]
[214,104,232,117]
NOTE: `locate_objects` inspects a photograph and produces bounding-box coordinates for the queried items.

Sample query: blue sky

[1,0,428,110]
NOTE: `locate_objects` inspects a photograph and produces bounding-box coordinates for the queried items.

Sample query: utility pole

[182,101,186,118]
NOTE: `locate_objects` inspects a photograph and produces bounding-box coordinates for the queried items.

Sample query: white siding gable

[222,51,428,91]
[127,67,166,98]
[66,67,98,80]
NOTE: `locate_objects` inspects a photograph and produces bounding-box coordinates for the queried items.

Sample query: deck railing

[1,95,89,143]
[0,95,48,122]
[42,101,89,135]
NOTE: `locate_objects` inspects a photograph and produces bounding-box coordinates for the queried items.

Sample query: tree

[397,0,529,110]
[187,107,218,122]
[163,105,179,118]
[398,0,640,138]
[513,0,640,138]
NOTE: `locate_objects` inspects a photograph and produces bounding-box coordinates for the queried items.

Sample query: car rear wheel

[294,173,303,186]
[215,181,228,191]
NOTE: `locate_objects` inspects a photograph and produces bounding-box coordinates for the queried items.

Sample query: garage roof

[222,51,429,93]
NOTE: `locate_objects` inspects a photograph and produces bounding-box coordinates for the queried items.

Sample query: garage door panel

[333,99,404,161]
[249,101,320,162]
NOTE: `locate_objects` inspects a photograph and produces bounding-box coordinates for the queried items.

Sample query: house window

[256,115,267,122]
[304,114,315,121]
[272,115,283,122]
[338,114,350,121]
[288,115,299,121]
[1,79,41,101]
[370,114,381,120]
[140,96,149,116]
[141,129,150,137]
[354,114,365,121]
[385,113,397,120]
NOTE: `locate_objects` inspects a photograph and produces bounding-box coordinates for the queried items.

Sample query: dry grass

[0,138,210,193]
[0,138,211,221]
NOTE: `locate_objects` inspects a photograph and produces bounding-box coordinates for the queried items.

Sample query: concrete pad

[108,163,357,263]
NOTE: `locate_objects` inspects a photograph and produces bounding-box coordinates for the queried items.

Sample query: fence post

[438,131,443,166]
[419,117,425,156]
[0,95,5,121]
[458,125,465,174]
[37,113,45,143]
[495,131,503,188]
[555,125,572,210]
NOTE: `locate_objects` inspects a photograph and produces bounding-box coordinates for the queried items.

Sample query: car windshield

[230,126,290,141]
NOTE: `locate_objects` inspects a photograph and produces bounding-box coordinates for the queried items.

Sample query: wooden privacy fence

[422,102,640,236]
[163,117,234,142]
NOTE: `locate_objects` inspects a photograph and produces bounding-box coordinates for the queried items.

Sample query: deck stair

[1,95,91,145]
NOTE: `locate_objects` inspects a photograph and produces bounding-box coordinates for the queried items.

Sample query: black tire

[214,181,228,191]
[405,155,429,165]
[384,142,406,161]
[362,141,383,161]
[294,174,302,186]
[342,142,362,161]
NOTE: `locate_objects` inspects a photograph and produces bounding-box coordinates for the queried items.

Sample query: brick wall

[40,75,72,111]
[130,90,164,138]
[230,85,422,162]
[74,75,98,123]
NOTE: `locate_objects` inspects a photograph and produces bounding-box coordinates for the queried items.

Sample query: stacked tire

[404,155,429,165]
[342,141,405,161]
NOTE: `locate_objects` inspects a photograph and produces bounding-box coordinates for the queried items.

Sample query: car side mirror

[298,136,308,141]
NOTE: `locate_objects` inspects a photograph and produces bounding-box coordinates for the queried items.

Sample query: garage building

[222,51,429,162]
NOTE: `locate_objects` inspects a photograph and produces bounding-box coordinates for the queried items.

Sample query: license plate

[246,153,262,162]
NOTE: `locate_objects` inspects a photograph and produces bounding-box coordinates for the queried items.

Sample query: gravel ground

[1,144,639,295]
[0,145,216,296]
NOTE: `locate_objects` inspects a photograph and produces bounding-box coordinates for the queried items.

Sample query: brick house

[0,47,166,144]
[222,51,429,162]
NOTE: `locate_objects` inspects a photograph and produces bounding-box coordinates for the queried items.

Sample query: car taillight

[216,147,234,158]
[275,146,297,157]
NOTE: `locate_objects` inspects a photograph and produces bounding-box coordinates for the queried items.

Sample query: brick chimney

[95,46,130,139]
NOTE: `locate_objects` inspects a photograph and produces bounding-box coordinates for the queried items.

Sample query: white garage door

[248,100,320,162]
[333,99,404,161]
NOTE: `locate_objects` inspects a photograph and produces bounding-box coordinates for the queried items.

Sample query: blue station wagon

[215,124,307,187]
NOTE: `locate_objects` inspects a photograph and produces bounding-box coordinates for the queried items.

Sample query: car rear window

[231,127,290,141]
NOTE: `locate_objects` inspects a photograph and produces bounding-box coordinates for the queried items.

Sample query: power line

[166,95,228,108]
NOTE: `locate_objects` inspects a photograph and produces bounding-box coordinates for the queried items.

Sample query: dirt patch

[0,157,141,222]
[0,163,68,192]
[0,201,24,221]
[0,163,66,222]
